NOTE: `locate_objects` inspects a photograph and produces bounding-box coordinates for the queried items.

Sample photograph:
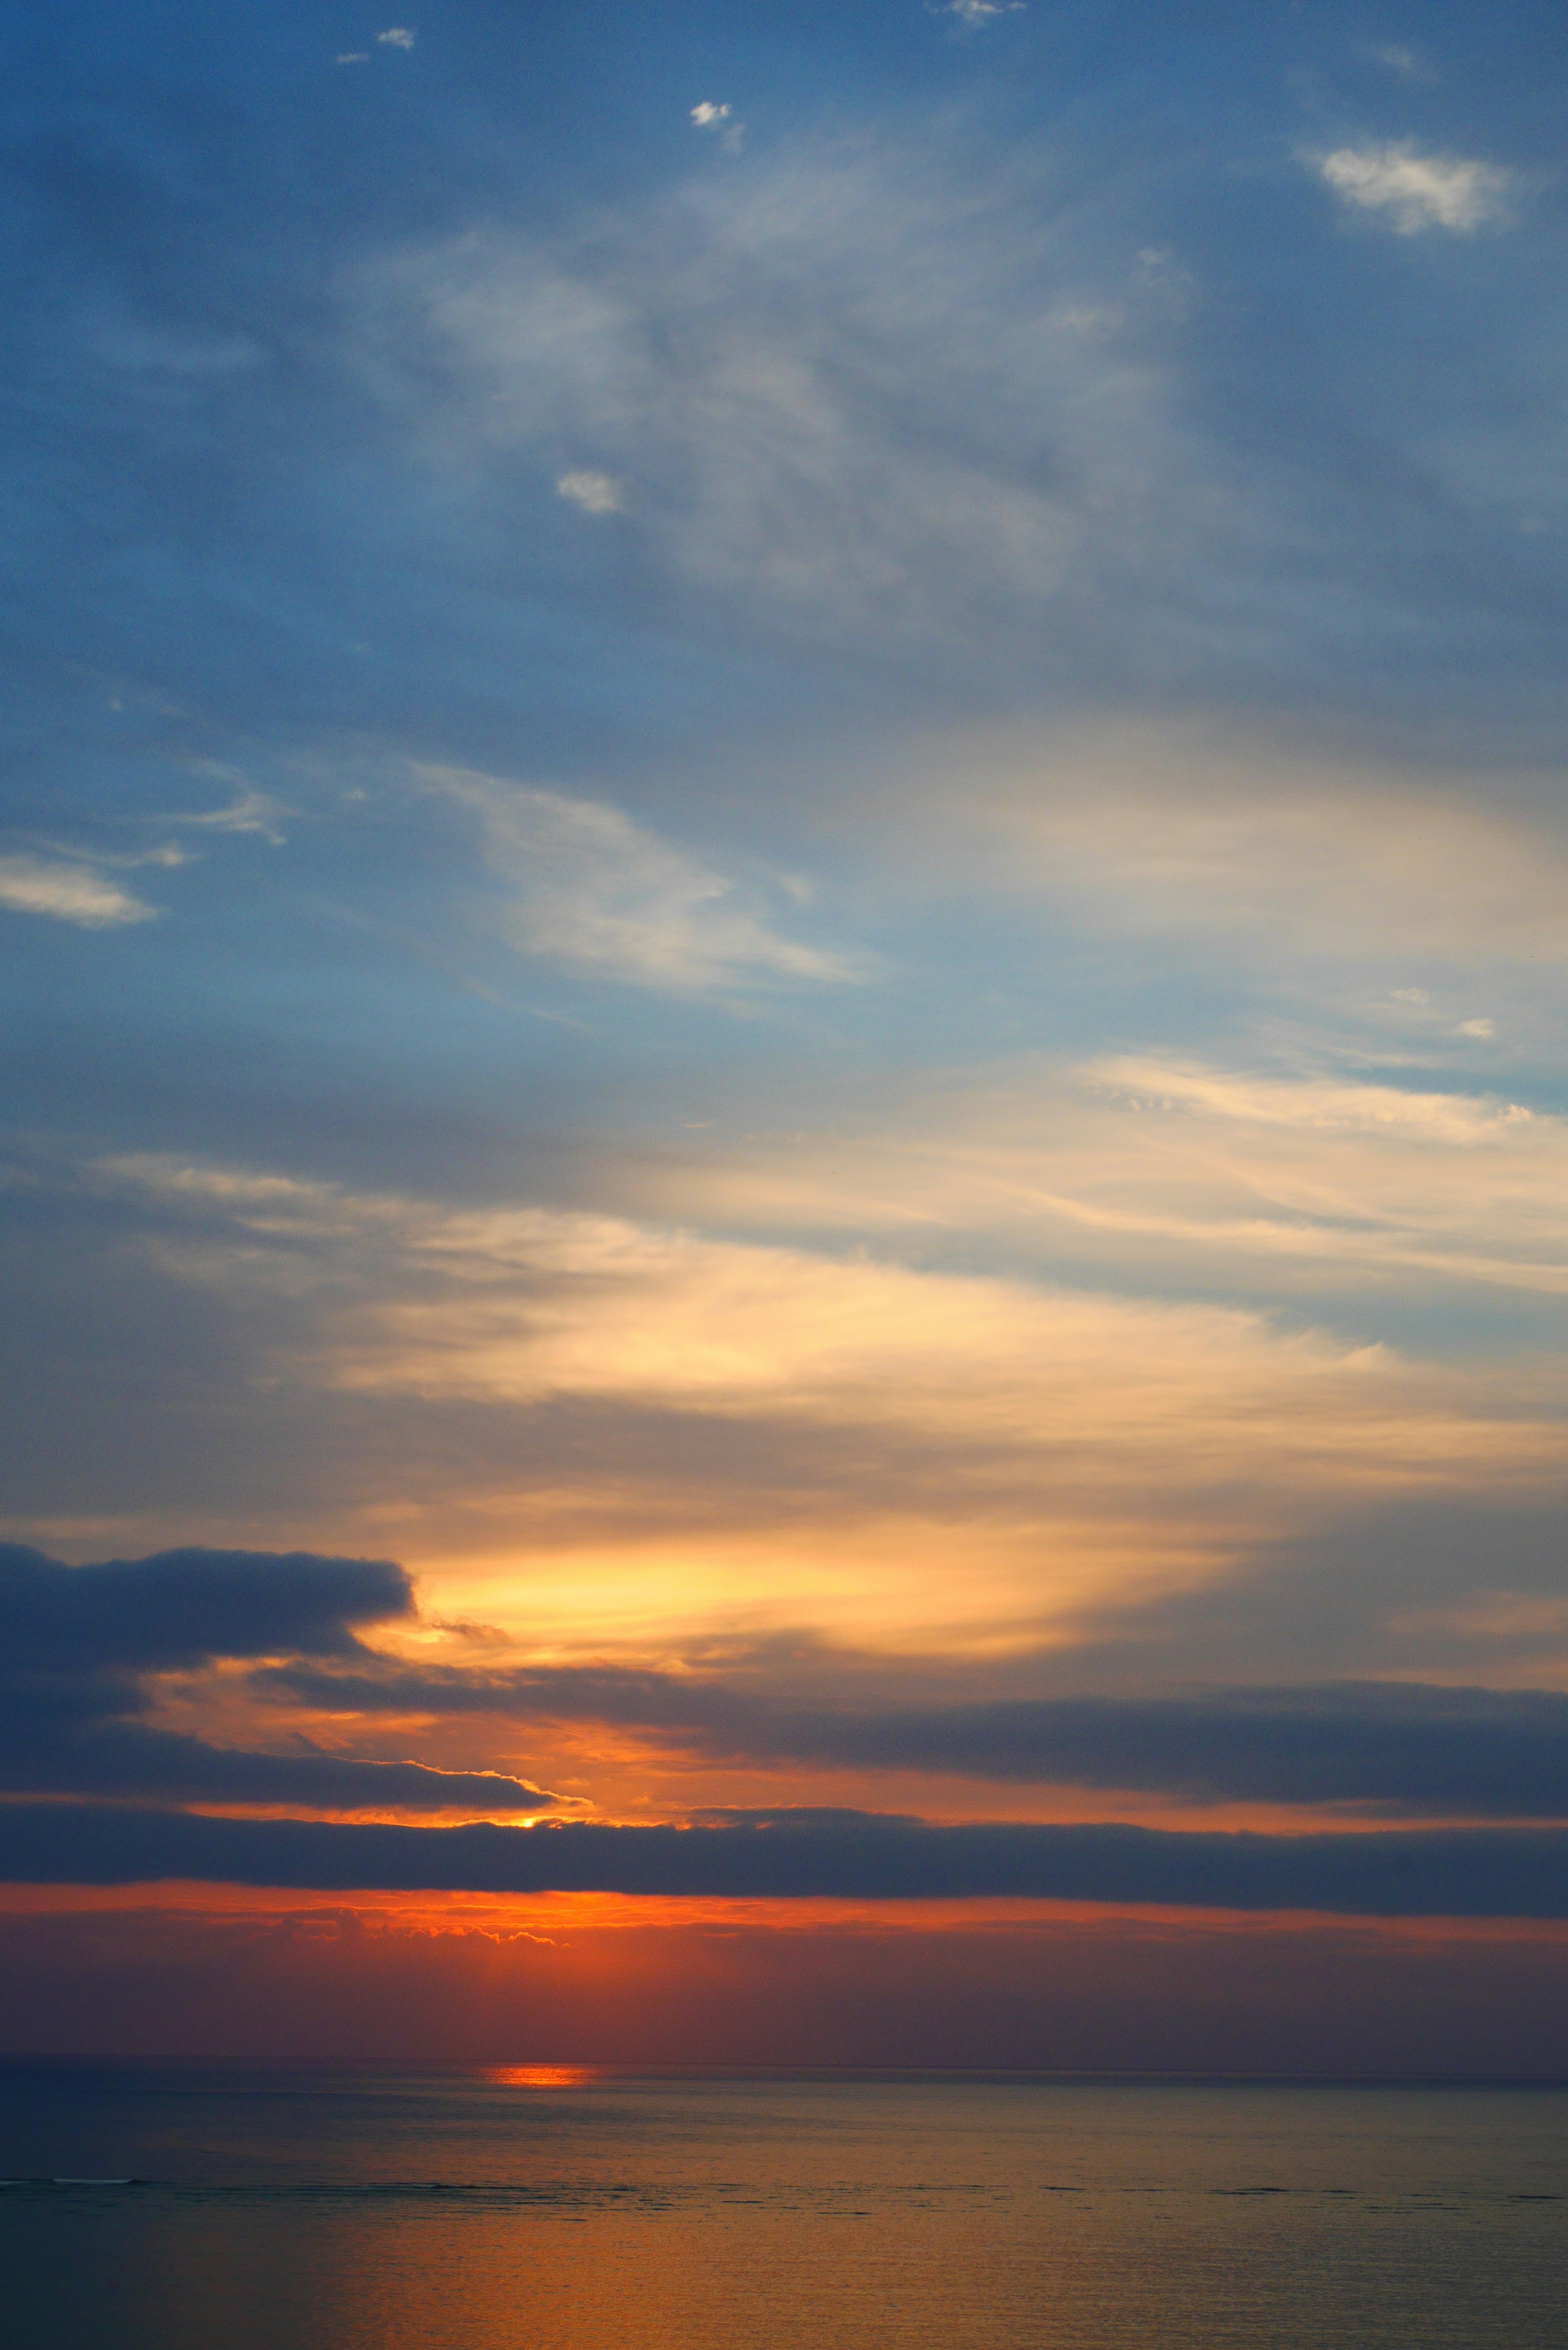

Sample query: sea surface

[1,2065,1564,2348]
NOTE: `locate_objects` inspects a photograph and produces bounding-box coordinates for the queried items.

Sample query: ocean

[1,2065,1564,2348]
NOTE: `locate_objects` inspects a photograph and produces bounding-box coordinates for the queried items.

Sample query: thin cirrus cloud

[338,115,1554,705]
[167,786,287,844]
[420,765,860,991]
[646,1055,1568,1306]
[348,139,1182,658]
[1316,143,1514,234]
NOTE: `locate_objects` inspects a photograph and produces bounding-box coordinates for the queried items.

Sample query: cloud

[1087,1495,1568,1683]
[935,2,1026,26]
[377,28,416,50]
[878,718,1568,967]
[555,469,624,516]
[690,101,743,155]
[169,787,287,844]
[2,1804,1566,1915]
[1317,144,1513,234]
[766,1685,1568,1817]
[261,1660,1568,1819]
[0,1720,556,1814]
[0,1541,411,1672]
[348,143,1187,656]
[0,857,154,928]
[419,765,859,989]
[69,1139,1567,1681]
[1361,42,1437,85]
[613,1044,1568,1312]
[0,1544,559,1815]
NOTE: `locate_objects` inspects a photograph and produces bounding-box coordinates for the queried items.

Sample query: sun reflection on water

[481,2065,604,2089]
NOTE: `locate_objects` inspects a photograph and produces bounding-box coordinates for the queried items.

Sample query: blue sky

[5,1,1568,1976]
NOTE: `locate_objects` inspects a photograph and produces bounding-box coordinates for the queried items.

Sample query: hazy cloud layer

[63,1143,1567,1662]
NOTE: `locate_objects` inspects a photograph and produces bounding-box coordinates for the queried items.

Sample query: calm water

[1,2065,1564,2348]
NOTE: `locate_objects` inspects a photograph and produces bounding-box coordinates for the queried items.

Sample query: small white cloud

[1456,1017,1496,1039]
[690,100,744,154]
[1317,142,1513,234]
[0,856,155,928]
[556,469,624,517]
[336,53,370,65]
[1391,987,1430,1004]
[377,27,416,50]
[935,0,1025,25]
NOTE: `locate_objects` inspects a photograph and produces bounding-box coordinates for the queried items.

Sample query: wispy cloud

[621,1048,1568,1312]
[1317,143,1513,234]
[350,142,1186,653]
[420,766,859,991]
[169,788,287,844]
[377,27,416,51]
[0,856,155,928]
[1359,42,1437,86]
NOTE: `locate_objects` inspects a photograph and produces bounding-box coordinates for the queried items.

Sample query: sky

[4,0,1568,2070]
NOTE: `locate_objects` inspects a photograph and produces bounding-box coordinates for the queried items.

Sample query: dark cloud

[263,1659,1568,1819]
[768,1686,1568,1818]
[2,1804,1566,1917]
[0,1721,554,1813]
[0,1543,554,1812]
[264,1658,748,1731]
[0,1542,412,1671]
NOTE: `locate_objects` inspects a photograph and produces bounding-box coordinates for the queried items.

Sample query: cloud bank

[260,1664,1568,1820]
[3,1806,1566,1917]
